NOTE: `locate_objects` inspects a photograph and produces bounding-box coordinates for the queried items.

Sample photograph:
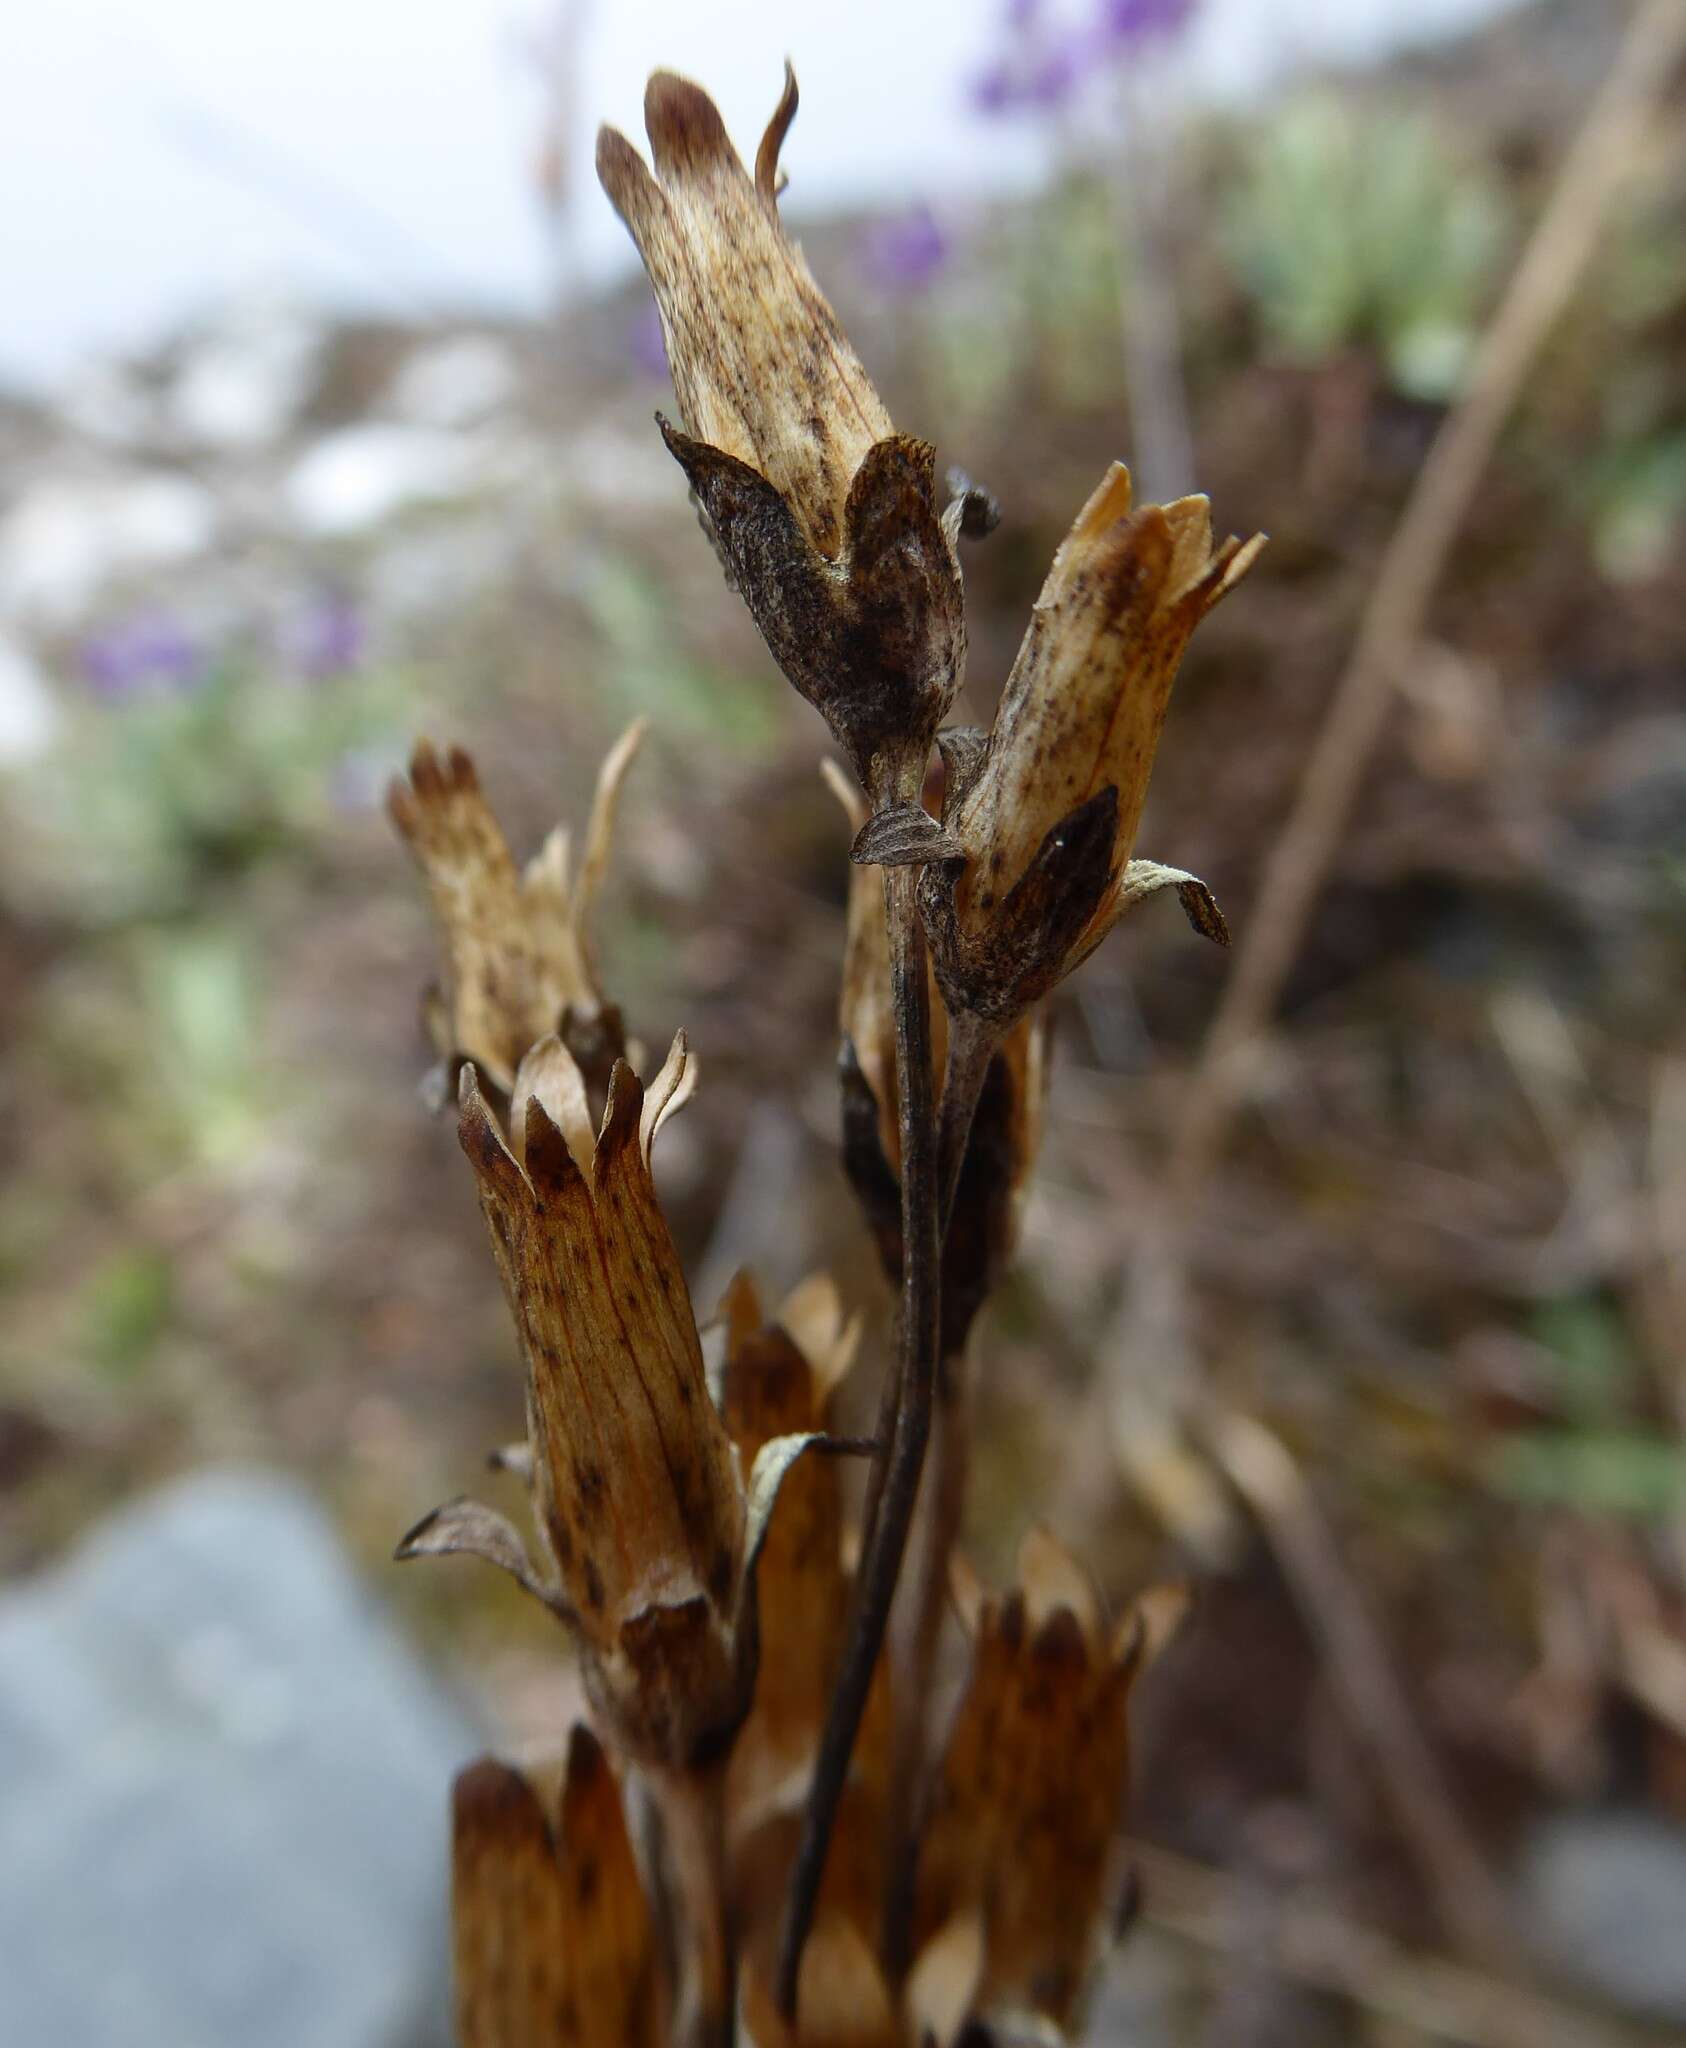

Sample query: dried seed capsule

[387,722,645,1102]
[598,69,966,795]
[451,1728,663,2048]
[919,466,1263,1027]
[398,1032,846,1770]
[914,1530,1187,2034]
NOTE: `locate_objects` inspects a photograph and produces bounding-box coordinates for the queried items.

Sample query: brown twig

[1167,0,1686,1209]
[777,852,943,2017]
[1203,1407,1524,1979]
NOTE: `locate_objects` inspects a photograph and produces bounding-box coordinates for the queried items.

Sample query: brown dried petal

[452,1758,572,2048]
[662,421,964,789]
[394,1496,569,1618]
[455,1052,742,1665]
[950,468,1260,920]
[923,467,1259,1026]
[917,1538,1157,2029]
[388,730,642,1094]
[451,1736,662,2048]
[721,1296,850,1817]
[597,66,891,560]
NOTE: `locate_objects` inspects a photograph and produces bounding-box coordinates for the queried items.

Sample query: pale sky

[1,0,1518,392]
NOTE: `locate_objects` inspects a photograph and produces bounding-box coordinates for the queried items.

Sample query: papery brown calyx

[387,722,646,1102]
[598,69,966,793]
[917,465,1264,1027]
[397,1031,850,1769]
[912,1528,1188,2035]
[451,1727,663,2047]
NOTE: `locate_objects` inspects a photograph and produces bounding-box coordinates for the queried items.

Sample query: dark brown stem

[880,1336,972,1978]
[776,843,941,2019]
[877,1013,999,1974]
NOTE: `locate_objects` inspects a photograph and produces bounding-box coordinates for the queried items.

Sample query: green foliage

[135,923,264,1166]
[81,1247,175,1380]
[1222,92,1509,399]
[11,653,405,925]
[1488,1294,1686,1519]
[578,553,780,748]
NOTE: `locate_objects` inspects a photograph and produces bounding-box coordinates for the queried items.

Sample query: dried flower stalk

[388,53,1257,2048]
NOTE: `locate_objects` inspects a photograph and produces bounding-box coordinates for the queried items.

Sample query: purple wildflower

[1026,44,1081,109]
[968,1,1087,121]
[81,612,204,701]
[290,591,364,681]
[860,204,951,294]
[1095,0,1198,51]
[968,60,1017,117]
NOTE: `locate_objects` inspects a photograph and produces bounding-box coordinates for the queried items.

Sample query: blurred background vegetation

[2,0,1685,2038]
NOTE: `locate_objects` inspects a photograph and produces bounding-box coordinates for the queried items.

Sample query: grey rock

[1523,1809,1686,2024]
[0,1468,480,2048]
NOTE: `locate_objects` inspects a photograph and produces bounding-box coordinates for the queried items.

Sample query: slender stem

[655,1764,734,2048]
[776,851,941,2018]
[879,1334,972,1979]
[860,1008,996,1553]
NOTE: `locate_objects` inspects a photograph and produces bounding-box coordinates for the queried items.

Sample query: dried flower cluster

[390,59,1259,2048]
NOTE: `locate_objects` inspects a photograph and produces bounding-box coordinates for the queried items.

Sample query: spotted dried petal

[598,66,890,561]
[389,727,643,1094]
[917,1535,1184,2029]
[451,1733,662,2048]
[922,466,1261,1024]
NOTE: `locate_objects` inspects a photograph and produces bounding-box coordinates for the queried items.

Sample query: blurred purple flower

[860,204,951,294]
[969,0,1086,121]
[970,0,1196,121]
[80,612,204,701]
[1026,44,1081,108]
[968,60,1016,117]
[1096,0,1198,50]
[627,299,670,383]
[290,591,364,681]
